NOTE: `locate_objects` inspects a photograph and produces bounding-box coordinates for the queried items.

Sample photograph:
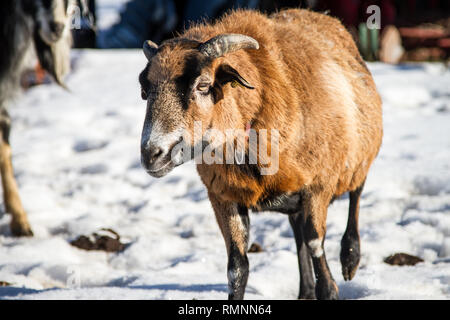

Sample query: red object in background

[439,38,450,48]
[400,28,446,38]
[20,63,51,89]
[34,63,47,84]
[399,26,448,54]
[405,0,442,17]
[317,0,449,61]
[377,0,396,26]
[323,0,360,27]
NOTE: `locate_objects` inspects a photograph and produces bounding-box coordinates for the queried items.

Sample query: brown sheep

[138,9,383,300]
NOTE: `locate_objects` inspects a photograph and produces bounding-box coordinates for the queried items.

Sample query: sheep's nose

[141,142,164,167]
[49,22,65,38]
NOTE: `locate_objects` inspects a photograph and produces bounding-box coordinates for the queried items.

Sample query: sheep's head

[33,0,71,44]
[24,0,73,86]
[139,34,259,177]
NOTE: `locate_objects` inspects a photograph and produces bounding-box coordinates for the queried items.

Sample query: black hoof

[10,222,34,237]
[315,280,339,300]
[340,236,360,281]
[298,290,316,300]
[228,293,244,300]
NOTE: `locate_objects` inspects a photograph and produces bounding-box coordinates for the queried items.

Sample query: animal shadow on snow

[127,283,259,296]
[128,283,228,294]
[0,286,57,298]
[175,188,208,202]
[338,281,382,299]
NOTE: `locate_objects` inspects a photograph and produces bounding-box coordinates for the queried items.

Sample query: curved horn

[198,34,259,58]
[143,40,158,61]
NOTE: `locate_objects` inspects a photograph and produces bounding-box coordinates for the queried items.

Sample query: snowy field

[0,50,448,300]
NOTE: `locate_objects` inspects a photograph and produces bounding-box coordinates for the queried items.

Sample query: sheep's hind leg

[0,108,33,237]
[289,212,316,299]
[340,182,365,281]
[209,193,249,300]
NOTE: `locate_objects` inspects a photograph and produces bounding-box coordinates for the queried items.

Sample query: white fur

[308,238,323,258]
[34,0,73,84]
[36,0,70,45]
[230,212,247,234]
[320,60,359,168]
[142,120,184,154]
[228,268,241,294]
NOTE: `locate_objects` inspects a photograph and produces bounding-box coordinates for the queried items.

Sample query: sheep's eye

[196,83,210,93]
[141,88,147,100]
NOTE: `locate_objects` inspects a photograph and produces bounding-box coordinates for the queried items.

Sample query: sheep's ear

[143,40,158,61]
[214,64,255,90]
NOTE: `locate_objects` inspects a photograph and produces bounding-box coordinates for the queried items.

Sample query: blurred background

[23,0,450,88]
[91,0,450,60]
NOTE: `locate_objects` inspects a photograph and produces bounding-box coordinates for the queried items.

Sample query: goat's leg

[288,212,315,299]
[0,108,33,237]
[302,190,338,300]
[340,181,365,281]
[209,193,249,300]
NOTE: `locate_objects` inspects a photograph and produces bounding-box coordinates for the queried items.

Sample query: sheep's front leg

[0,108,33,237]
[302,189,338,300]
[209,193,249,300]
[289,212,316,299]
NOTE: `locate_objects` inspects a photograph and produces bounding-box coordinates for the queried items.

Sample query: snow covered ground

[0,50,448,300]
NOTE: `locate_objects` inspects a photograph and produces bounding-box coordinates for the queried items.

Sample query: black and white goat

[0,0,73,236]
